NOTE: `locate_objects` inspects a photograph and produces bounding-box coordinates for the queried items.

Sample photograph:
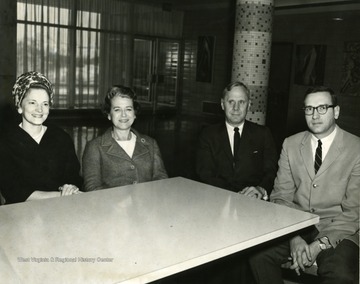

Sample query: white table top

[0,177,319,284]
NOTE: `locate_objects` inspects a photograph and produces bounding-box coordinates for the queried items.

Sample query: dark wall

[272,10,360,137]
[180,6,360,140]
[180,6,235,117]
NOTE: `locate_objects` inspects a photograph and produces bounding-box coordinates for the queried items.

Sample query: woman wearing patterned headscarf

[0,71,83,204]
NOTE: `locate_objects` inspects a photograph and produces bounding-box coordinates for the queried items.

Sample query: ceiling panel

[137,0,359,11]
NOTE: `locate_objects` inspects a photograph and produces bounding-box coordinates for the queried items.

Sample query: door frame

[132,36,181,114]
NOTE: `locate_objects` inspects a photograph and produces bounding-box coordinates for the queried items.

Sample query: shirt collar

[310,126,337,160]
[311,126,337,144]
[225,121,245,136]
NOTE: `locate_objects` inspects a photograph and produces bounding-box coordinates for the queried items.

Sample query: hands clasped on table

[58,184,82,196]
[238,186,268,200]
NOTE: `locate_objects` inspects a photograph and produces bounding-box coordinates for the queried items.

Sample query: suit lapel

[106,140,130,159]
[316,127,342,176]
[220,123,233,163]
[101,128,131,160]
[239,121,254,156]
[301,127,343,178]
[132,136,150,159]
[300,132,315,178]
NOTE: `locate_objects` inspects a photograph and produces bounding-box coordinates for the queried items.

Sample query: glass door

[133,38,180,113]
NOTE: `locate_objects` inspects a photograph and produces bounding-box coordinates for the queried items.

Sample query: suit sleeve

[82,141,103,191]
[62,133,83,189]
[0,142,34,203]
[258,127,278,194]
[196,129,229,189]
[270,138,303,210]
[151,139,168,180]
[318,154,360,247]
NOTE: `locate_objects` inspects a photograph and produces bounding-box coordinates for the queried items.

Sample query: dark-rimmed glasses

[303,104,335,116]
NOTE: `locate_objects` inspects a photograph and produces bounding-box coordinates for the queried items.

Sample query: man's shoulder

[283,131,309,145]
[337,127,360,150]
[287,130,308,139]
[198,123,226,145]
[244,120,270,132]
[339,127,360,141]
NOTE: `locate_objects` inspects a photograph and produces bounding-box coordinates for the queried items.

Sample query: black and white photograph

[0,1,359,284]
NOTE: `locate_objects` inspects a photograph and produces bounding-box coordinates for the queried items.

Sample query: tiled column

[232,0,274,125]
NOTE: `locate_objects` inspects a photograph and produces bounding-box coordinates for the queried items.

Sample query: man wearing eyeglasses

[249,86,359,284]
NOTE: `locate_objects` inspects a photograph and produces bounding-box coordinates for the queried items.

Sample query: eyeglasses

[303,104,335,115]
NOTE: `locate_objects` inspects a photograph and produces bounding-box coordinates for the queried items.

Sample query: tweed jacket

[271,126,360,247]
[196,120,278,194]
[82,127,168,191]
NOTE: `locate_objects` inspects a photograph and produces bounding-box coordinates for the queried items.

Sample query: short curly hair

[102,85,141,115]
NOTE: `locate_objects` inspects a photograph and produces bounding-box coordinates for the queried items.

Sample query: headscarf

[12,71,54,109]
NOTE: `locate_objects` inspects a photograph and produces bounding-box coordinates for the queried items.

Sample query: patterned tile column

[232,0,274,125]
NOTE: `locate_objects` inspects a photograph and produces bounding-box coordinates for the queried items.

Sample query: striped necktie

[314,139,322,174]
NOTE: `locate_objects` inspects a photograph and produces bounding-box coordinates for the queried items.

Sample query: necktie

[234,127,240,162]
[314,139,322,174]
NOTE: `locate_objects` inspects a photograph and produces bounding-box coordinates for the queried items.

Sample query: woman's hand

[58,184,81,196]
[27,185,81,201]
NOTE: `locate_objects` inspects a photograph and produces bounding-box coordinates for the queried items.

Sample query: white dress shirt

[225,121,244,155]
[311,126,337,163]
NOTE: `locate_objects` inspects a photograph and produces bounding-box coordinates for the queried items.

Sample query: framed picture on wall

[294,44,327,86]
[196,36,215,83]
[341,41,360,96]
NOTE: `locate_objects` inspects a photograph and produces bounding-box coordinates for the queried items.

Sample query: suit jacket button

[310,208,315,213]
[130,165,135,169]
[313,184,318,188]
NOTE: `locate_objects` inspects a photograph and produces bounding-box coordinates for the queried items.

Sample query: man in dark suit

[196,81,278,200]
[195,81,278,284]
[249,86,359,284]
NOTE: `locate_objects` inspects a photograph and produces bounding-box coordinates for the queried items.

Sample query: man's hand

[59,184,81,196]
[289,236,312,275]
[289,238,322,275]
[304,240,321,266]
[239,186,267,200]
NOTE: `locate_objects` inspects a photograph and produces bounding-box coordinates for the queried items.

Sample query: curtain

[17,0,183,109]
[17,0,73,108]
